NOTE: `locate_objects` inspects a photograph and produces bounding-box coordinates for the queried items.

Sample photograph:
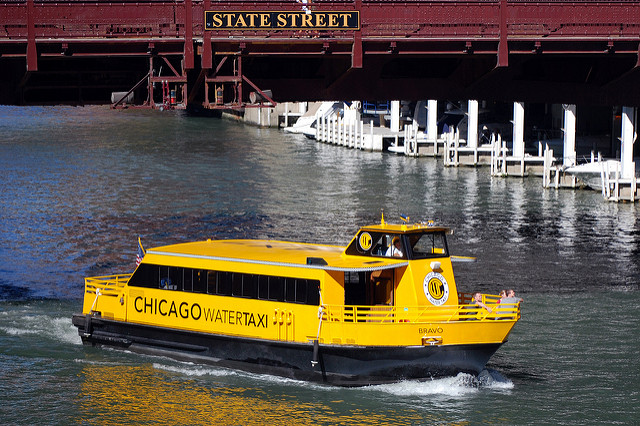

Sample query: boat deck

[147,240,408,272]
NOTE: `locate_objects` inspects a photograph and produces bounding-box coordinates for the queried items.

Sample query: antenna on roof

[381,209,385,226]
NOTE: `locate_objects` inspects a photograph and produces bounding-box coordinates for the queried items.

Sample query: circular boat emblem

[358,232,372,251]
[423,272,449,306]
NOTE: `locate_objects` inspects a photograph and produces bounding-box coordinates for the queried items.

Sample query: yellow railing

[458,291,501,305]
[322,301,520,324]
[84,274,131,297]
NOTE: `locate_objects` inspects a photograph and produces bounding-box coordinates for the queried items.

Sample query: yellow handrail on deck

[322,301,520,323]
[84,274,131,297]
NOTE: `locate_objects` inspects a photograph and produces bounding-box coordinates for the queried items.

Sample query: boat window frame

[345,230,450,260]
[345,231,408,259]
[128,263,320,306]
[405,231,450,260]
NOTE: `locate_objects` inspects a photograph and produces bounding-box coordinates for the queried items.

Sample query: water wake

[152,362,240,379]
[0,304,81,345]
[366,369,513,396]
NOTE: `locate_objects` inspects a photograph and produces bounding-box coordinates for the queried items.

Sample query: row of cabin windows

[129,263,320,306]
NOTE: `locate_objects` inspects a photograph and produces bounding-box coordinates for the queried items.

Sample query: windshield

[407,231,449,259]
[345,230,449,260]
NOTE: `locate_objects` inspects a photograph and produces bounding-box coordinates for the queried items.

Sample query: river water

[0,105,638,424]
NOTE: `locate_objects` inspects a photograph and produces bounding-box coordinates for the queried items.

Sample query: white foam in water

[152,362,327,390]
[0,310,82,345]
[73,358,127,366]
[477,368,514,390]
[51,316,83,345]
[153,362,239,378]
[367,373,479,396]
[366,370,513,396]
[1,326,39,336]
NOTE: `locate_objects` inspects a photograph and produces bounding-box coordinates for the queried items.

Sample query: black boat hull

[72,313,502,386]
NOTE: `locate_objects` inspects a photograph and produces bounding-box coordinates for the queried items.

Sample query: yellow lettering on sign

[246,13,258,27]
[211,13,223,28]
[205,11,358,30]
[276,13,288,27]
[288,13,300,27]
[225,14,234,28]
[301,13,313,27]
[235,14,247,27]
[260,13,270,27]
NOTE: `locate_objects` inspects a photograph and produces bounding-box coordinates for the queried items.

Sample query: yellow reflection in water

[76,361,440,425]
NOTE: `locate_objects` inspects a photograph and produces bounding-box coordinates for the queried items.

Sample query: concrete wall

[241,102,310,128]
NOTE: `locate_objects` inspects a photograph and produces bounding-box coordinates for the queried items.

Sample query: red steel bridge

[1,0,640,108]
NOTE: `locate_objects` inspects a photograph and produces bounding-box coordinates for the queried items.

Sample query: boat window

[307,280,320,305]
[408,231,449,259]
[344,232,405,259]
[284,278,296,302]
[371,233,403,257]
[216,271,232,296]
[193,270,207,293]
[232,273,243,296]
[129,264,319,305]
[268,276,285,301]
[295,279,308,303]
[207,271,217,294]
[128,263,160,288]
[183,268,193,292]
[160,266,181,290]
[243,274,259,299]
[258,275,269,299]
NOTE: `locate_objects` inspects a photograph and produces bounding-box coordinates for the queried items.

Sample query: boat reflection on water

[76,360,439,425]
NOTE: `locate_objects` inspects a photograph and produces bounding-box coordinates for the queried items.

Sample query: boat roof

[143,222,450,272]
[146,239,409,272]
[358,222,451,234]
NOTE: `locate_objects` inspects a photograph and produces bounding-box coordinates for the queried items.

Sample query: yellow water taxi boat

[72,218,521,386]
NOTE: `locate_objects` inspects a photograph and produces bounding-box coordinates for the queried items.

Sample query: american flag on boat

[136,237,145,267]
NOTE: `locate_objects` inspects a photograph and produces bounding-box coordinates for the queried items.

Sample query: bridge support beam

[620,107,636,179]
[563,104,577,167]
[26,0,37,71]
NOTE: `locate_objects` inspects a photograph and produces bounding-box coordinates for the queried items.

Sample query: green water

[0,106,638,424]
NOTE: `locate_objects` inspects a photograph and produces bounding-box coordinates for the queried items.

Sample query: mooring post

[391,100,400,132]
[513,101,525,159]
[563,104,577,168]
[620,106,636,180]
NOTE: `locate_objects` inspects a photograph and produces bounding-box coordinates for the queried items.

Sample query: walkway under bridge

[1,1,640,107]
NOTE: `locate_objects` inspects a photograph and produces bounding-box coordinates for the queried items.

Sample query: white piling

[562,104,577,168]
[426,100,438,144]
[332,116,337,144]
[542,144,549,188]
[600,161,608,198]
[512,102,525,159]
[501,137,507,175]
[391,100,400,132]
[467,100,479,149]
[620,106,636,180]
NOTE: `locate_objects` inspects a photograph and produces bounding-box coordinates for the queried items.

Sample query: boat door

[344,269,395,306]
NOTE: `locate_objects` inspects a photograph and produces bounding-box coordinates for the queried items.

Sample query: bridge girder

[1,1,639,106]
